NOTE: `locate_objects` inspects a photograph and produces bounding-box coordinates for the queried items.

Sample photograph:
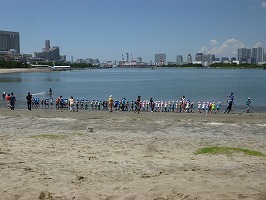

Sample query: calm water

[0,67,266,112]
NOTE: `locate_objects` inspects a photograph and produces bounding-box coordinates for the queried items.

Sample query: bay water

[0,67,265,112]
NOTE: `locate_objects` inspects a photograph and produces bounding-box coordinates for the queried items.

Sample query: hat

[248,97,250,99]
[109,95,112,98]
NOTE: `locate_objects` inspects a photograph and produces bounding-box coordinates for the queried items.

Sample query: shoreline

[0,68,51,74]
[0,67,265,74]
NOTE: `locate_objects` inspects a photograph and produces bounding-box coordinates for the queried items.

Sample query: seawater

[0,67,266,112]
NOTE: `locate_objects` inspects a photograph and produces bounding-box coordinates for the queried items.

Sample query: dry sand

[0,109,266,200]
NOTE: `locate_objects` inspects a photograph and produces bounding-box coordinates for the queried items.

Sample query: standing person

[229,92,234,102]
[5,94,10,109]
[48,88,53,100]
[245,97,252,113]
[150,97,154,112]
[26,92,32,110]
[135,95,141,114]
[9,92,16,110]
[224,100,235,114]
[69,96,75,112]
[108,95,113,112]
[216,102,221,113]
[2,91,6,100]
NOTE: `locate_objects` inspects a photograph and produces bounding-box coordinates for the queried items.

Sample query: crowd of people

[1,90,252,114]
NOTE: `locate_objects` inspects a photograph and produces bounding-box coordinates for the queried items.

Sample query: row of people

[1,91,252,113]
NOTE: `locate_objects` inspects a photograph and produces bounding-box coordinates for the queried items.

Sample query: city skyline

[1,0,266,62]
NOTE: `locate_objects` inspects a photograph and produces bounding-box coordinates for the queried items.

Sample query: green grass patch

[195,146,265,157]
[30,134,67,140]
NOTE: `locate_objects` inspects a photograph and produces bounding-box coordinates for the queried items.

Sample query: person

[9,92,16,110]
[245,97,252,113]
[216,102,221,113]
[48,88,53,99]
[229,92,234,102]
[108,95,114,112]
[69,96,75,111]
[224,99,235,114]
[26,92,32,110]
[150,97,154,112]
[2,91,6,100]
[211,102,216,113]
[135,95,141,114]
[5,94,10,108]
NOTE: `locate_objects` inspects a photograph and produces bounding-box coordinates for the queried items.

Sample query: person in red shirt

[5,94,10,108]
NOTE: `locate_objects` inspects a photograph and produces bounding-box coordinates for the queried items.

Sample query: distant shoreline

[0,67,265,74]
[0,68,51,74]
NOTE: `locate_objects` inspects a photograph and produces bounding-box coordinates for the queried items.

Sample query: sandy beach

[0,68,51,74]
[0,109,266,200]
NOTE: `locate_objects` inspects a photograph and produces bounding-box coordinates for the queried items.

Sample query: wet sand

[0,109,266,200]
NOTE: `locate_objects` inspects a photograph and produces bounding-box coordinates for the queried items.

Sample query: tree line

[0,60,265,69]
[0,61,96,69]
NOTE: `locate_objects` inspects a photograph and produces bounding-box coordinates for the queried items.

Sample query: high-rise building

[221,57,229,63]
[34,40,65,61]
[136,57,142,63]
[155,53,166,65]
[195,53,203,61]
[0,30,20,54]
[187,54,192,63]
[238,47,264,64]
[45,40,50,52]
[195,53,214,64]
[176,55,183,65]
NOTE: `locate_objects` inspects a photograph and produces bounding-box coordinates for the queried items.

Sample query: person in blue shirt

[245,97,252,113]
[224,99,235,114]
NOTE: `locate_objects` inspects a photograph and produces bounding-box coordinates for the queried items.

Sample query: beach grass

[195,146,265,157]
[30,134,67,139]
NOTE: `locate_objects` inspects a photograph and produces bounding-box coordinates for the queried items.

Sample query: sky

[1,0,266,62]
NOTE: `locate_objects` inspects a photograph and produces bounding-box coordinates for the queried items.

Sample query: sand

[0,68,51,74]
[0,109,266,200]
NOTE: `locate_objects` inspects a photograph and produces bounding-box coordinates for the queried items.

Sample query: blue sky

[1,0,266,62]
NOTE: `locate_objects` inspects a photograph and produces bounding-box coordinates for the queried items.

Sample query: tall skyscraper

[34,40,61,61]
[155,53,166,65]
[187,54,192,63]
[0,30,20,53]
[45,40,50,52]
[238,47,264,64]
[195,53,203,61]
[176,55,183,65]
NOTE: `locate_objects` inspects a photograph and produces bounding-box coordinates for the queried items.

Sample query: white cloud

[210,40,218,46]
[254,42,262,47]
[261,2,266,9]
[199,46,208,54]
[200,38,245,56]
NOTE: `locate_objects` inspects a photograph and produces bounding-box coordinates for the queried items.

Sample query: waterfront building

[195,53,215,65]
[84,58,100,65]
[34,40,66,62]
[155,53,166,65]
[187,54,192,63]
[176,55,183,65]
[0,30,20,54]
[136,57,142,63]
[221,57,229,63]
[238,47,264,64]
[231,57,237,62]
[195,53,203,61]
